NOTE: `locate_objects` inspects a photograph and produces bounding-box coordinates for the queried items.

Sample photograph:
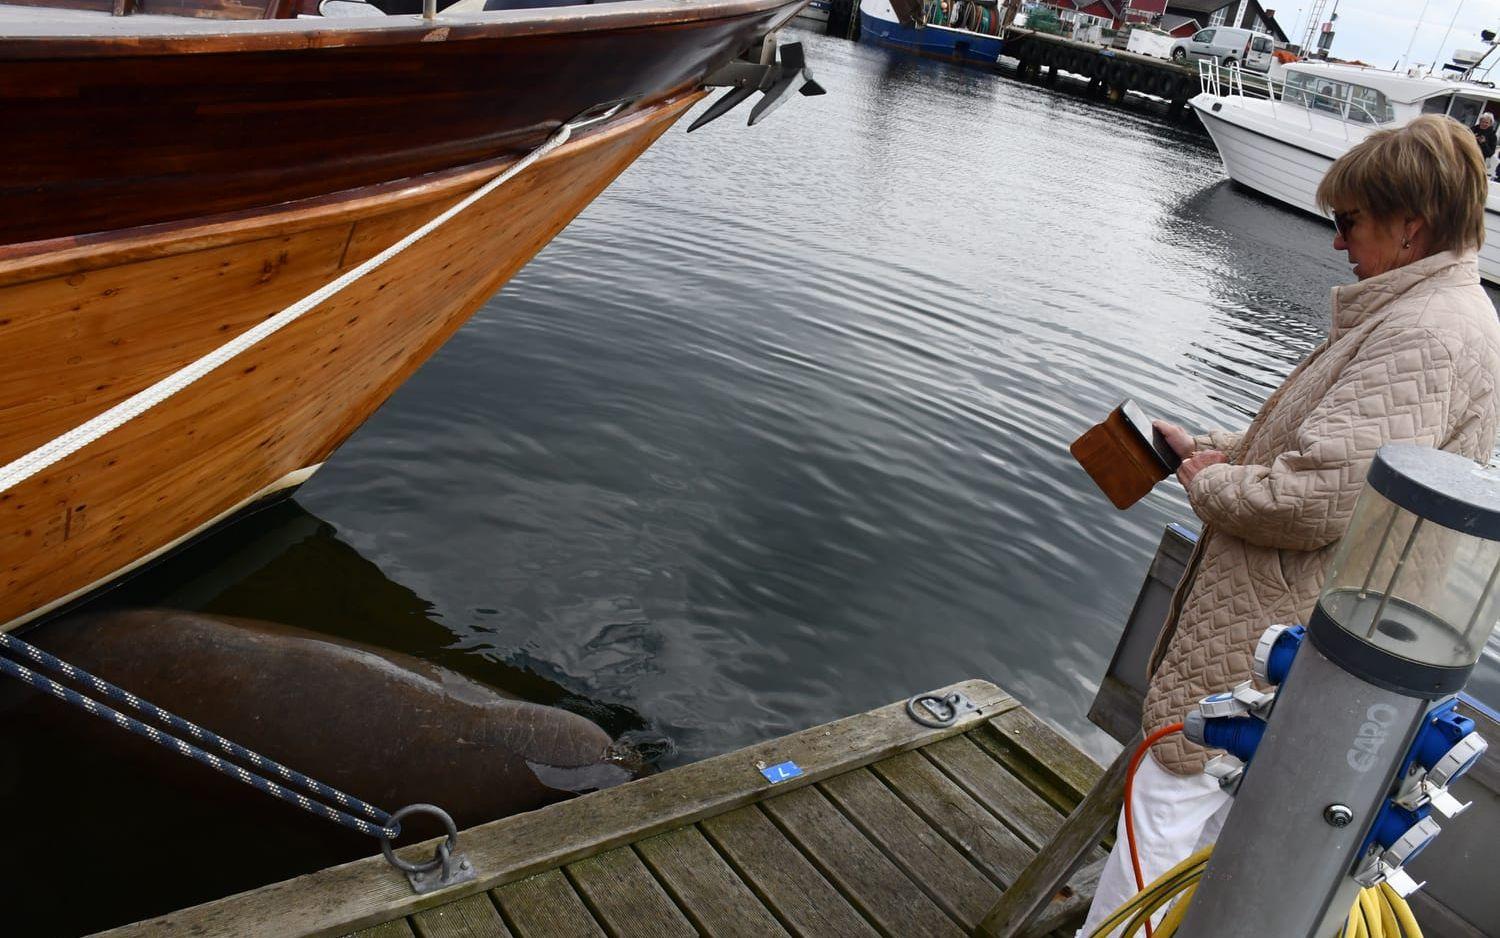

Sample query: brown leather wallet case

[1070,400,1183,509]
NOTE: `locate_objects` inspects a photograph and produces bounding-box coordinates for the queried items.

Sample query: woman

[1081,114,1500,935]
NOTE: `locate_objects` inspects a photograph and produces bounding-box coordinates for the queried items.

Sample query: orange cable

[1125,722,1186,938]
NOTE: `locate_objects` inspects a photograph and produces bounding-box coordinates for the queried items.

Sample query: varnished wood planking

[103,681,1014,938]
[565,847,697,937]
[0,97,690,630]
[492,870,605,938]
[0,224,351,459]
[634,826,789,938]
[817,768,999,929]
[701,806,877,938]
[410,893,513,938]
[870,749,1037,887]
[760,785,964,937]
[922,734,1069,849]
[0,2,795,244]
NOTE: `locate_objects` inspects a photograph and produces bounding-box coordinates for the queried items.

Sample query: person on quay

[1471,111,1497,179]
[1079,114,1500,936]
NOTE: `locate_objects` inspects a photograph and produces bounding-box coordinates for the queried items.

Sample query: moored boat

[0,0,814,630]
[858,0,1004,67]
[1189,60,1500,285]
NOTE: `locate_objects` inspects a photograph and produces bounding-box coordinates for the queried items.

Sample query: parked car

[1169,26,1275,72]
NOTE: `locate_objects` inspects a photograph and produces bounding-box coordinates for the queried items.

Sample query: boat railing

[1197,59,1385,141]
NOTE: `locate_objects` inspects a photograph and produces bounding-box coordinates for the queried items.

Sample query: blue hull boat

[858,0,1004,67]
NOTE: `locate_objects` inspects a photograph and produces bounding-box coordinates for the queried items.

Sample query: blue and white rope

[0,632,399,839]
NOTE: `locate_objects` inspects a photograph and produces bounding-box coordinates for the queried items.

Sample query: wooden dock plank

[871,749,1035,887]
[924,734,1068,849]
[818,768,999,929]
[108,679,1018,938]
[347,922,417,938]
[634,826,790,938]
[761,784,964,937]
[492,870,605,938]
[565,847,696,938]
[970,708,1104,811]
[768,774,978,930]
[409,893,512,938]
[701,805,878,938]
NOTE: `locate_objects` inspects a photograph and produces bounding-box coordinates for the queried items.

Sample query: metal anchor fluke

[689,40,825,132]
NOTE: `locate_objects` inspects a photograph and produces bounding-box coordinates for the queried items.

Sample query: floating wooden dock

[103,679,1106,937]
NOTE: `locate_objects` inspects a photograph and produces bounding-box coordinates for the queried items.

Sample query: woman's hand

[1178,450,1227,488]
[1152,420,1197,460]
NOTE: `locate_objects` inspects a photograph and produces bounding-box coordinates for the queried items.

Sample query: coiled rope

[0,112,591,497]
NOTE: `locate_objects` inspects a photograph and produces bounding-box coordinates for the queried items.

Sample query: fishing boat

[858,0,1005,67]
[1189,59,1500,285]
[0,0,817,631]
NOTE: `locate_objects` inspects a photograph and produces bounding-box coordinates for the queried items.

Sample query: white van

[1169,26,1275,73]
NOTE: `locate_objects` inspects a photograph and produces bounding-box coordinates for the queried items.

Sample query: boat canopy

[1284,61,1500,107]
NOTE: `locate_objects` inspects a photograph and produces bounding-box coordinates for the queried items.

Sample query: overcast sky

[1270,0,1500,70]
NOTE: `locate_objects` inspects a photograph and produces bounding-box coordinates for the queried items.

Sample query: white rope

[0,122,576,496]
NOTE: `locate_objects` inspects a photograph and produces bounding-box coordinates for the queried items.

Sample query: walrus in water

[22,609,643,832]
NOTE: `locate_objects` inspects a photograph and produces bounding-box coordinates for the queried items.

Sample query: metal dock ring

[378,804,478,895]
[906,691,979,728]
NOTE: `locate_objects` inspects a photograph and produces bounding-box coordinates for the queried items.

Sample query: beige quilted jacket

[1144,250,1500,775]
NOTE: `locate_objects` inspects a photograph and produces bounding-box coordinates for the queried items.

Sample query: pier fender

[26,610,650,828]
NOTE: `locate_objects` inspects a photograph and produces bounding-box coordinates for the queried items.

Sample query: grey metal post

[1176,645,1427,937]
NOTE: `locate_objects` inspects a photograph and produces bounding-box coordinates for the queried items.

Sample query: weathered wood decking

[103,679,1107,938]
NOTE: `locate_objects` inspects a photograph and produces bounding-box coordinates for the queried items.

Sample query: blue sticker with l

[761,760,803,784]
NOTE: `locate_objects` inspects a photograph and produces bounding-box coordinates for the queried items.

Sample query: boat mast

[1401,0,1433,70]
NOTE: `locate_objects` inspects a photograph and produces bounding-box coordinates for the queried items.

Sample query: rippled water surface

[9,29,1500,933]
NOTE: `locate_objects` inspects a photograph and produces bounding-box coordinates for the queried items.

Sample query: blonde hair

[1315,114,1487,254]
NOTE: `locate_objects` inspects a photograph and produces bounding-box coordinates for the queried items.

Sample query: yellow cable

[1090,864,1204,938]
[1343,900,1361,938]
[1118,871,1201,938]
[1151,881,1197,938]
[1085,849,1212,938]
[1360,887,1382,938]
[1087,845,1427,938]
[1375,885,1400,938]
[1380,883,1423,938]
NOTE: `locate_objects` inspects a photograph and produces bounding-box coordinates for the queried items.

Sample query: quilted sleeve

[1192,429,1245,453]
[1186,328,1469,551]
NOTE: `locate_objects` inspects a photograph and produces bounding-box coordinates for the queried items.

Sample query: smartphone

[1120,400,1183,473]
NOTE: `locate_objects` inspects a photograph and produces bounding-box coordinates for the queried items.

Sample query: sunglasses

[1334,209,1360,240]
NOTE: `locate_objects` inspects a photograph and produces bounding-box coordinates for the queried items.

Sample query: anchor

[688,37,825,132]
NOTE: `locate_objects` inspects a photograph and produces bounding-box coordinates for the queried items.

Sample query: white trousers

[1076,753,1233,938]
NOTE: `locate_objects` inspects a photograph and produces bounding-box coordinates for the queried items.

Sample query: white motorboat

[1189,60,1500,285]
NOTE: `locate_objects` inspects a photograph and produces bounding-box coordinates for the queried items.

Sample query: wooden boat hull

[1,0,796,245]
[0,93,697,630]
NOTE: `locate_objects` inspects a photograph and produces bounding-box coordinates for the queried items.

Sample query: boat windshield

[1447,95,1494,126]
[1283,71,1395,125]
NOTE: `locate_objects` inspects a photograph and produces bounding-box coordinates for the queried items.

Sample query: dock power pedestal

[1178,445,1500,937]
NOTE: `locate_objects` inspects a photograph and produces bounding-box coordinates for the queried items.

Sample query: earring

[1402,237,1411,249]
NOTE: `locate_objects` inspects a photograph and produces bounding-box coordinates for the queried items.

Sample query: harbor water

[6,28,1499,934]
